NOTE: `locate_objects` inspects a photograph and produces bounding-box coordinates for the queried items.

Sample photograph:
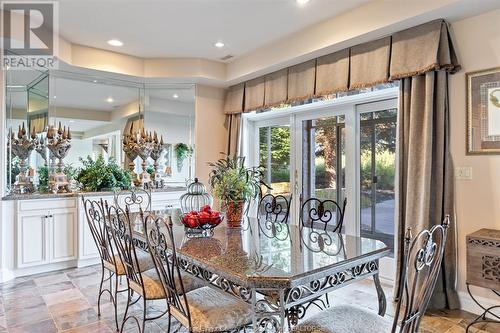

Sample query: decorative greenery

[36,165,77,193]
[174,143,193,172]
[8,156,21,186]
[208,155,264,205]
[75,155,132,192]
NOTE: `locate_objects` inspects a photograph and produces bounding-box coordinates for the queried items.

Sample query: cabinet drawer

[19,198,77,212]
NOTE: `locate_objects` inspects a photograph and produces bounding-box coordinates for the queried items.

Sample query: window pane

[302,116,345,229]
[259,126,290,196]
[360,109,397,253]
[360,123,373,233]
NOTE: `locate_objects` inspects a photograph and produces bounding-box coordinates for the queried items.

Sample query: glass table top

[131,215,389,288]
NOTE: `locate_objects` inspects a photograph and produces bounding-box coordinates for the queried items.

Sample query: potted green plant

[208,155,263,227]
[75,155,132,192]
[174,143,193,172]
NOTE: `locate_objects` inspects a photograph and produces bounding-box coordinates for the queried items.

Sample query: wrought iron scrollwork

[178,259,252,302]
[300,197,347,232]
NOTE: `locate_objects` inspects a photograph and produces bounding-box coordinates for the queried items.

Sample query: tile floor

[0,265,498,332]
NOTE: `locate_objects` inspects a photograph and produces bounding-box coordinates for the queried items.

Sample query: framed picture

[467,67,500,154]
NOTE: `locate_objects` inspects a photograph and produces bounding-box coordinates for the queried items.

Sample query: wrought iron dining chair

[258,193,292,241]
[143,211,254,333]
[82,197,126,331]
[300,197,347,232]
[106,203,167,333]
[291,215,452,333]
[114,188,152,213]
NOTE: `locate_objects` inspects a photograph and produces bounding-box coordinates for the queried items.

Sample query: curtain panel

[395,71,459,309]
[222,19,459,115]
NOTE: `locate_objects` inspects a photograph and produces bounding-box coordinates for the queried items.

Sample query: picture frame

[466,67,500,155]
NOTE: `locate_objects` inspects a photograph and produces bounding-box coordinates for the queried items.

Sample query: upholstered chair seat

[181,286,253,332]
[103,250,155,275]
[130,268,204,300]
[292,305,393,333]
[130,268,166,300]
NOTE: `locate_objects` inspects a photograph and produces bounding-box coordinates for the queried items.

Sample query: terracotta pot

[225,201,245,228]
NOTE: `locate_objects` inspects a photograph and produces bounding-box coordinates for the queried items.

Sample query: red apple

[201,205,212,213]
[186,216,199,228]
[199,211,211,225]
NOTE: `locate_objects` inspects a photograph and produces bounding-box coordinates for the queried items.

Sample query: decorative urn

[179,178,213,214]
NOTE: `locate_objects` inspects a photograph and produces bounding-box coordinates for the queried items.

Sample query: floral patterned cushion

[103,251,155,275]
[181,287,252,333]
[291,305,393,333]
[130,268,204,301]
[133,268,166,300]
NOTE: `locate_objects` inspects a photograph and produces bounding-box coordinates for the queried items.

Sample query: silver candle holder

[150,131,166,188]
[8,123,36,194]
[46,122,72,193]
[123,125,153,188]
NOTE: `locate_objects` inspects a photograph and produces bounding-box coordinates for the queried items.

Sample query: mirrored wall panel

[4,65,195,194]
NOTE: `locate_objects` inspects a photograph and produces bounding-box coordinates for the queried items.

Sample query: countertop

[2,187,187,201]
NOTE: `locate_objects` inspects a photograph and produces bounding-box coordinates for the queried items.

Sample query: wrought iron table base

[466,284,500,333]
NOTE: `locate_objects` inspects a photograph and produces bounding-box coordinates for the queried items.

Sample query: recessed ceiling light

[106,97,114,103]
[214,41,225,48]
[69,120,75,123]
[93,80,98,83]
[107,39,123,47]
[296,0,310,5]
[53,95,56,99]
[172,93,179,99]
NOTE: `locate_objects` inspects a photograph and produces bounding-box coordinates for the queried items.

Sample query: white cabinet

[16,199,77,268]
[51,210,77,262]
[17,212,50,267]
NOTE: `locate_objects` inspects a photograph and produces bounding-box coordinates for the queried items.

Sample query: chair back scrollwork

[392,215,451,333]
[106,203,146,294]
[114,188,152,213]
[258,194,292,241]
[82,197,116,267]
[142,212,193,329]
[300,197,347,232]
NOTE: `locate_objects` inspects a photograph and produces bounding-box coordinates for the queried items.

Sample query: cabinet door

[17,213,49,268]
[50,210,77,262]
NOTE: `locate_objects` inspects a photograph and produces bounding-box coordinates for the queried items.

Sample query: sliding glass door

[359,109,397,253]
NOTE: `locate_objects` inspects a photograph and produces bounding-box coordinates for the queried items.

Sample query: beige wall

[194,85,227,185]
[449,9,500,299]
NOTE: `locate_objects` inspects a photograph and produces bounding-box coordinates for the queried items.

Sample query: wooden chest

[466,229,500,290]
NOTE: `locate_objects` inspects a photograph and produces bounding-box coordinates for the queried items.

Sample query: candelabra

[33,133,53,165]
[46,122,72,193]
[150,131,166,188]
[122,123,140,186]
[8,123,36,194]
[123,125,153,188]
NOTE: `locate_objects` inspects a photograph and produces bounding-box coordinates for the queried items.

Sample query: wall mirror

[4,63,195,194]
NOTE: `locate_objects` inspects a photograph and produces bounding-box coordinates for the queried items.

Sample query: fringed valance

[224,19,460,115]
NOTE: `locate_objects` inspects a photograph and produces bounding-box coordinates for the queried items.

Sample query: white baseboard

[458,289,499,318]
[1,261,78,282]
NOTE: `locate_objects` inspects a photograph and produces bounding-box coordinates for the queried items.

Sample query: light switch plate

[456,167,472,180]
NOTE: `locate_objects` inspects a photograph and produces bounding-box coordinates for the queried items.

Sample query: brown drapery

[225,113,241,157]
[223,19,460,116]
[396,71,459,309]
[27,111,48,133]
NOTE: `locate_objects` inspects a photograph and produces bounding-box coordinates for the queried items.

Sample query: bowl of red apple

[181,205,223,237]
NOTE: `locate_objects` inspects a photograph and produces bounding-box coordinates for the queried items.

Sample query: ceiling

[7,72,195,112]
[57,0,370,60]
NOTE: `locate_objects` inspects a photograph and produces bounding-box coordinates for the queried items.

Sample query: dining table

[129,214,390,333]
